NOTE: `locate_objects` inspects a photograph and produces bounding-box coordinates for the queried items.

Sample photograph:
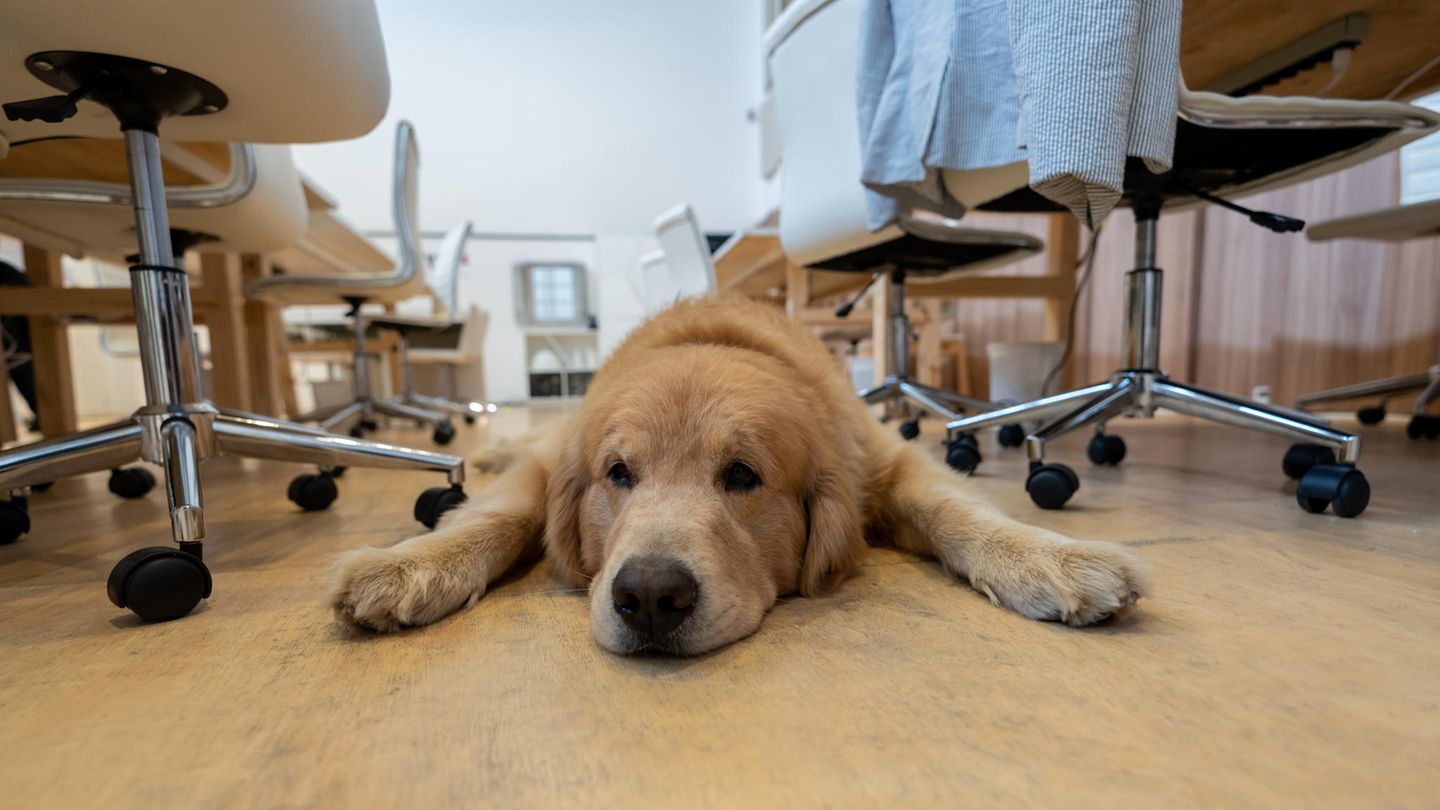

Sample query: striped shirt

[858,0,1182,229]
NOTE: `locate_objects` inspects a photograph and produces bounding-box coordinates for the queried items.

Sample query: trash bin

[987,341,1065,427]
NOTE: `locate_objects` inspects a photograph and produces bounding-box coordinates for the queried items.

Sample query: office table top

[1307,197,1440,242]
[1182,0,1440,101]
[712,228,867,301]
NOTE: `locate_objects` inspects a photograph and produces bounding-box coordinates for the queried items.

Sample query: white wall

[286,1,769,401]
[595,235,659,358]
[458,238,597,403]
[292,0,767,237]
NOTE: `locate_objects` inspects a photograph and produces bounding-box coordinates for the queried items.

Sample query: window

[1400,91,1440,204]
[515,263,588,326]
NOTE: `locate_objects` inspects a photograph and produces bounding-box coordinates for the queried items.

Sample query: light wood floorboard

[1,407,1437,807]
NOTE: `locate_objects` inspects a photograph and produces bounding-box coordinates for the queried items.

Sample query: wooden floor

[1,407,1437,807]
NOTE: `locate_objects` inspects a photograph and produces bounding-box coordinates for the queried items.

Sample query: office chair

[0,0,467,623]
[766,0,1042,466]
[943,88,1440,517]
[652,204,719,300]
[638,249,672,314]
[369,220,499,425]
[250,121,463,445]
[1295,197,1440,440]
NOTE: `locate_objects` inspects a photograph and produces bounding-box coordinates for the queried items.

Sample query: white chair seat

[968,87,1440,214]
[0,0,388,145]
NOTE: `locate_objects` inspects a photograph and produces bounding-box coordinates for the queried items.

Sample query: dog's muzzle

[610,556,698,641]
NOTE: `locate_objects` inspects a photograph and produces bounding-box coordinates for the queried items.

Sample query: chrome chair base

[0,408,464,503]
[373,330,496,431]
[861,270,993,438]
[946,370,1369,515]
[1297,363,1440,439]
[293,305,456,442]
[946,206,1371,517]
[860,375,992,424]
[390,393,497,423]
[0,82,467,621]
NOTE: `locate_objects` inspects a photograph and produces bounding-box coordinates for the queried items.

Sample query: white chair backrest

[392,119,423,286]
[652,204,716,299]
[639,250,672,313]
[765,0,901,266]
[426,220,473,318]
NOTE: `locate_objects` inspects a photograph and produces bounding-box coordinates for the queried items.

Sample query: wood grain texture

[198,253,251,412]
[0,139,230,186]
[19,244,75,435]
[1182,0,1440,100]
[1,408,1437,807]
[1192,154,1440,407]
[0,364,14,443]
[239,255,291,417]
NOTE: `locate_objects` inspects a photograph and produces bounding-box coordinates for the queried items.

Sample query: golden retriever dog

[331,297,1147,654]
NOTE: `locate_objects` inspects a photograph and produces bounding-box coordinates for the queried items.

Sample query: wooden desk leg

[239,254,288,416]
[21,244,76,436]
[1042,214,1081,388]
[198,253,252,412]
[0,365,15,444]
[383,303,403,397]
[916,300,943,388]
[275,310,300,417]
[785,263,811,321]
[871,276,890,389]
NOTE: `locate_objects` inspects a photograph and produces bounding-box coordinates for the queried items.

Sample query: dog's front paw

[330,545,482,632]
[969,532,1149,627]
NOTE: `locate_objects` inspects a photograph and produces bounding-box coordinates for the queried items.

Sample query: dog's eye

[606,461,634,488]
[723,461,761,492]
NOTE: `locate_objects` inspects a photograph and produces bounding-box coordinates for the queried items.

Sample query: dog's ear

[541,424,590,587]
[800,460,865,595]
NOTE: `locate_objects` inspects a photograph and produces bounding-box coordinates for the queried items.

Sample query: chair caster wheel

[1407,415,1440,440]
[31,481,54,493]
[463,414,477,425]
[1086,434,1126,466]
[1356,406,1386,425]
[1026,462,1078,510]
[287,473,338,511]
[1296,465,1370,518]
[415,485,467,529]
[108,467,156,499]
[945,434,982,474]
[106,546,211,622]
[997,424,1025,448]
[433,422,457,445]
[327,466,347,478]
[361,419,379,431]
[1282,443,1336,481]
[0,497,30,545]
[898,418,921,440]
[348,424,366,439]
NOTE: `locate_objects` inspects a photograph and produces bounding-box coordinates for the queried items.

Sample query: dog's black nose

[611,558,698,637]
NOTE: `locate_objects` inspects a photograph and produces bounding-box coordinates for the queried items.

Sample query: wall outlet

[1251,385,1272,404]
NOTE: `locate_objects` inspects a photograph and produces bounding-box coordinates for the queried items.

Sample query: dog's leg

[330,454,549,631]
[872,443,1149,626]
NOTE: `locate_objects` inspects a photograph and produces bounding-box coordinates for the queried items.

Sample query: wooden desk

[717,215,1079,391]
[268,174,392,278]
[1182,0,1440,100]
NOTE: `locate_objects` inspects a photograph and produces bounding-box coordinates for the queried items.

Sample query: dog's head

[544,344,864,655]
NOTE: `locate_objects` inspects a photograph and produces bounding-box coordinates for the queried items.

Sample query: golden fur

[331,297,1148,654]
